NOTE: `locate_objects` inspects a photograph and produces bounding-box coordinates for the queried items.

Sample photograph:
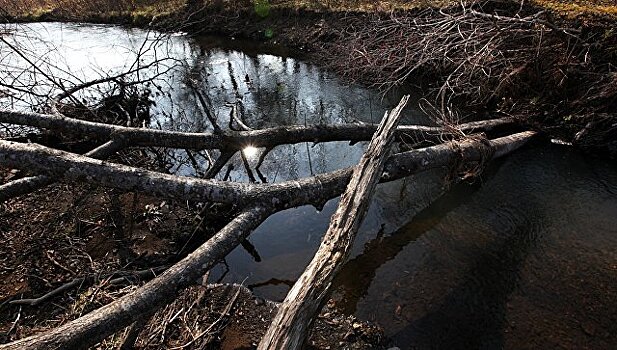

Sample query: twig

[9,266,168,307]
[168,285,242,350]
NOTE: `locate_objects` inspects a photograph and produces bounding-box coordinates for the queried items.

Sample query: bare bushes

[318,1,616,152]
[326,3,575,106]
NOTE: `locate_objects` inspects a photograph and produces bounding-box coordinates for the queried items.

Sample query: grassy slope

[531,0,617,18]
[1,0,616,21]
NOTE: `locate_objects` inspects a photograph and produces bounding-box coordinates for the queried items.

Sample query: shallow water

[2,23,616,349]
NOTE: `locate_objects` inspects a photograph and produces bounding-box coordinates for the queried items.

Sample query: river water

[1,23,616,349]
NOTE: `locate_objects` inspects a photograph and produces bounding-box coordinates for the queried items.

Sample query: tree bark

[258,96,409,349]
[0,110,513,151]
[0,139,124,201]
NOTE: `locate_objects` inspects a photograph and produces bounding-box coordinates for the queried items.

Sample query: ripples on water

[2,22,616,349]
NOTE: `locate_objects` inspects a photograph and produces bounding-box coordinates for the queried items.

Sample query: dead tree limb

[0,205,272,350]
[0,110,513,151]
[0,139,251,205]
[259,96,409,349]
[9,266,169,307]
[0,139,125,201]
[0,111,512,202]
[0,131,537,209]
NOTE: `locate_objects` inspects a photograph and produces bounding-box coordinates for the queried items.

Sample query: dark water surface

[2,23,616,349]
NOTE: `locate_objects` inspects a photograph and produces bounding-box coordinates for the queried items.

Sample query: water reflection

[349,145,617,348]
[332,179,488,315]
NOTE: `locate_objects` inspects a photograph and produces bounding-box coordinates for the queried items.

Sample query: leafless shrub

[322,1,590,120]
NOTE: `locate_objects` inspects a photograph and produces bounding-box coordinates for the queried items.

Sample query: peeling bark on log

[0,205,272,350]
[0,110,513,151]
[258,97,409,349]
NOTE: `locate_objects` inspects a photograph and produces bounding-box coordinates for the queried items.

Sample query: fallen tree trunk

[0,205,272,350]
[0,139,125,202]
[258,96,408,349]
[0,116,512,203]
[0,108,514,202]
[0,131,537,208]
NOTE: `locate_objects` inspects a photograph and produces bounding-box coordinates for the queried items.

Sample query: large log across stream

[0,109,513,202]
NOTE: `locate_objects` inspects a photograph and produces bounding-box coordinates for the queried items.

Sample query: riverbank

[3,0,614,157]
[0,5,616,348]
[0,179,388,349]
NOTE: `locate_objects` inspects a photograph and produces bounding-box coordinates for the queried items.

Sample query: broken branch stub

[258,95,410,349]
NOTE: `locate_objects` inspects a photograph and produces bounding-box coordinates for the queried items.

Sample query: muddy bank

[0,179,386,349]
[131,283,386,349]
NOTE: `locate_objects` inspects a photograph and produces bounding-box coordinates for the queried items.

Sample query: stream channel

[2,23,617,349]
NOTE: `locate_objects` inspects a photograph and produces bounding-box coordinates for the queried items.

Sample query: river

[1,22,616,349]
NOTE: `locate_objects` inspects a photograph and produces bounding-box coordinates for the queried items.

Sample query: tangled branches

[324,2,584,112]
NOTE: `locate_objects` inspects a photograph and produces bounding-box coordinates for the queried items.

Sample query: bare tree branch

[0,110,513,150]
[0,205,272,350]
[259,96,409,349]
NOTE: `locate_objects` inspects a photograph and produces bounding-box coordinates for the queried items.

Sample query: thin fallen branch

[259,96,409,349]
[204,150,235,179]
[9,266,168,307]
[168,284,242,350]
[0,205,272,350]
[118,317,150,350]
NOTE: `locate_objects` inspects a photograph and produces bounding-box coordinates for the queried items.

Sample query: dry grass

[0,0,185,20]
[531,0,617,18]
[270,0,457,11]
[1,0,615,21]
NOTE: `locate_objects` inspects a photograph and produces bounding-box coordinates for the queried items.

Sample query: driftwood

[259,97,408,349]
